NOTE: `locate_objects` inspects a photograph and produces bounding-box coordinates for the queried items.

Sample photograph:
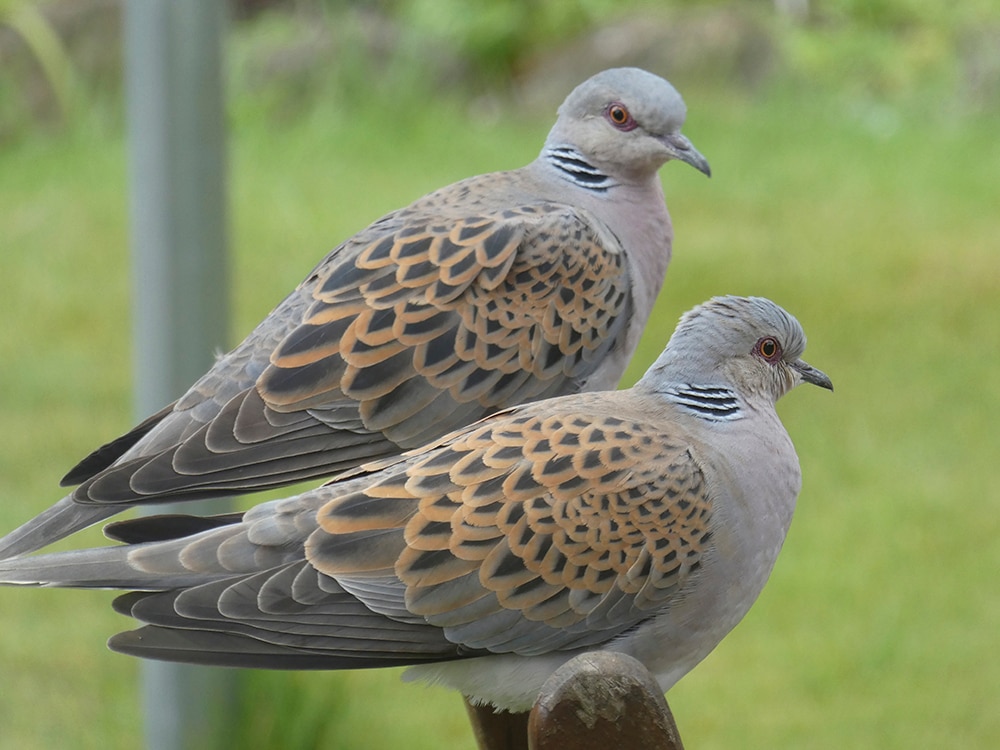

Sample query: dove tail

[0,495,120,560]
[0,543,153,588]
[0,533,238,590]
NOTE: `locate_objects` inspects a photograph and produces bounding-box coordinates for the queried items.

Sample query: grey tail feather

[0,495,120,560]
[0,541,221,589]
[108,626,452,670]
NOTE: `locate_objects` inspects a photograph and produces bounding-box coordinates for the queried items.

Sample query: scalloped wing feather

[308,396,714,655]
[67,176,632,512]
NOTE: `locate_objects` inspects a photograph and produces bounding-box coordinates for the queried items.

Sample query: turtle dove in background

[0,296,832,712]
[0,66,710,561]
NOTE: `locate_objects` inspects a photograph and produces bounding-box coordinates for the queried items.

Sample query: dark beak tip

[682,156,711,178]
[811,373,835,392]
[793,360,833,392]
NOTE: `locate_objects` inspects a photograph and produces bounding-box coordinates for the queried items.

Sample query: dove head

[545,67,711,182]
[640,296,833,403]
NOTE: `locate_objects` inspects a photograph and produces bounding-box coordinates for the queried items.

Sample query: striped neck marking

[543,146,616,193]
[665,384,743,421]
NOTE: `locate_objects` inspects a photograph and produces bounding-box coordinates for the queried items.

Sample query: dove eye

[755,336,782,363]
[605,102,636,131]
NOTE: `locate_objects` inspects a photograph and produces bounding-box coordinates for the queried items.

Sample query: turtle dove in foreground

[0,296,831,712]
[0,67,710,561]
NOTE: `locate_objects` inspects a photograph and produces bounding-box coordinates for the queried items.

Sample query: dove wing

[309,403,714,655]
[69,178,633,507]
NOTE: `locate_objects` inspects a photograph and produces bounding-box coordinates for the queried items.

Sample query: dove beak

[791,359,834,391]
[662,132,711,177]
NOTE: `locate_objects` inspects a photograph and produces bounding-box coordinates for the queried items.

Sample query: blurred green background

[1,0,998,748]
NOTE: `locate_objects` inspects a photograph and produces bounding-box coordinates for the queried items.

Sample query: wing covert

[308,405,714,656]
[259,193,633,450]
[64,188,633,506]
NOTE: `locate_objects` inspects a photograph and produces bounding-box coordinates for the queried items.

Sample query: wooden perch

[465,651,684,750]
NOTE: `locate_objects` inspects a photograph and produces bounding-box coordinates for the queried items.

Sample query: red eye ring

[756,336,782,363]
[605,102,636,131]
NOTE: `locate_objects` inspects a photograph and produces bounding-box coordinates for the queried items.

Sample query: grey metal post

[124,2,236,748]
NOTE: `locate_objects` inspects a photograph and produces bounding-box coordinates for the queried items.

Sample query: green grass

[1,69,998,750]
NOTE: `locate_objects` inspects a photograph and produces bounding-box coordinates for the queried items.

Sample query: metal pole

[124,2,236,748]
